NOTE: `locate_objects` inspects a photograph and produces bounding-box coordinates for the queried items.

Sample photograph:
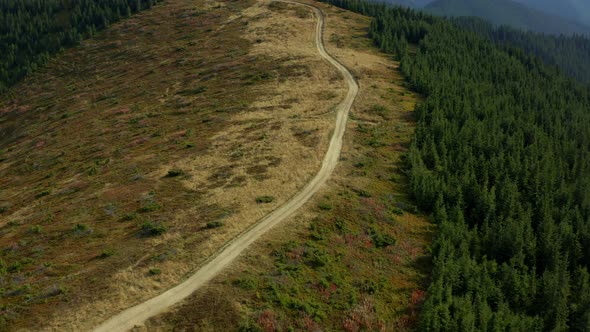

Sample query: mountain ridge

[425,0,590,35]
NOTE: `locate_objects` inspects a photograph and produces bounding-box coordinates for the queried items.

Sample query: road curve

[93,2,358,331]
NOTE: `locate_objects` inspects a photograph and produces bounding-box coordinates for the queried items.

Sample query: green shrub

[7,220,20,227]
[35,190,51,198]
[141,221,167,236]
[206,221,224,229]
[356,279,378,294]
[28,225,42,234]
[149,268,161,275]
[370,104,388,115]
[306,249,330,269]
[354,188,372,198]
[317,203,332,211]
[391,207,404,215]
[369,227,396,248]
[255,196,274,204]
[138,201,160,213]
[232,278,256,290]
[73,223,92,235]
[98,248,115,259]
[166,169,184,177]
[122,212,137,221]
[178,86,207,95]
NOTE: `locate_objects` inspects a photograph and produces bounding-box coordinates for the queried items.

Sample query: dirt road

[93,1,358,330]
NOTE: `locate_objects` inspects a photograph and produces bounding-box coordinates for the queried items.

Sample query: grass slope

[0,0,348,329]
[143,1,433,330]
[425,0,590,35]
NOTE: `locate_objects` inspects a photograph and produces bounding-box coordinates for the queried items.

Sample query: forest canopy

[452,16,590,84]
[322,0,590,330]
[0,0,160,92]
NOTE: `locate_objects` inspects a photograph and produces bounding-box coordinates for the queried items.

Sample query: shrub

[233,278,256,290]
[206,221,224,229]
[138,201,160,213]
[149,268,161,275]
[98,248,115,259]
[35,190,51,198]
[391,207,404,215]
[306,249,330,269]
[166,169,184,177]
[356,279,378,294]
[369,227,396,248]
[370,104,388,115]
[122,212,137,221]
[178,86,207,95]
[354,189,372,198]
[318,203,332,211]
[256,196,274,204]
[28,225,42,234]
[73,223,92,234]
[141,221,167,236]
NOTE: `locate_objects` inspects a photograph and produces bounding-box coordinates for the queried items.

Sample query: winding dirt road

[93,1,358,330]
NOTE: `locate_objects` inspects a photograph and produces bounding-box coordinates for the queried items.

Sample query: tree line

[322,0,590,330]
[0,0,160,92]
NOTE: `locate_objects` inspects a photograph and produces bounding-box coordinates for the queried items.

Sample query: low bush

[122,212,137,221]
[206,221,224,229]
[28,225,42,234]
[73,223,92,235]
[141,221,167,236]
[138,201,160,213]
[369,227,396,248]
[98,248,115,259]
[256,196,274,204]
[35,190,51,198]
[166,169,184,177]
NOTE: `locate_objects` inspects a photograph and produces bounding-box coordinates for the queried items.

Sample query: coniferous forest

[452,17,590,84]
[323,0,590,330]
[0,0,160,92]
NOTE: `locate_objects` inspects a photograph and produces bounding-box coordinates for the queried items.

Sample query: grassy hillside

[140,1,433,330]
[425,0,590,35]
[0,0,355,329]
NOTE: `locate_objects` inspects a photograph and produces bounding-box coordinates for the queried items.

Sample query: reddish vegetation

[257,310,279,332]
[343,297,385,332]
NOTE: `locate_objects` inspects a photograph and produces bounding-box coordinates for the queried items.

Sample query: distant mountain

[512,0,590,27]
[412,0,434,6]
[374,0,416,7]
[425,0,590,35]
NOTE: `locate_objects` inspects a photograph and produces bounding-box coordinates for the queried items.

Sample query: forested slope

[424,0,590,36]
[322,0,590,330]
[452,17,590,84]
[513,0,590,27]
[0,0,160,92]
